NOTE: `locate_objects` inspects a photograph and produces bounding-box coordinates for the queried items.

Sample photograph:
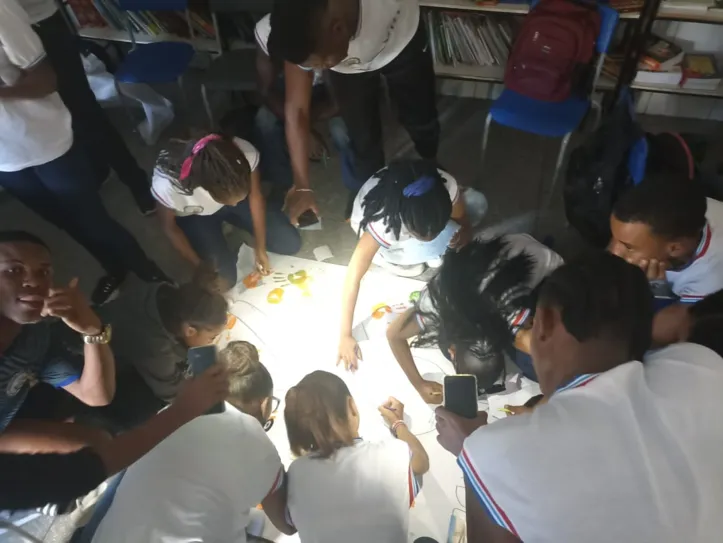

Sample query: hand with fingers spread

[255,249,272,276]
[284,187,320,227]
[435,406,488,456]
[173,364,230,419]
[337,335,361,372]
[42,278,102,336]
[378,397,405,427]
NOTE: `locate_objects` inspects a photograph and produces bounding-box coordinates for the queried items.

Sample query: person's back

[91,404,281,543]
[464,342,723,542]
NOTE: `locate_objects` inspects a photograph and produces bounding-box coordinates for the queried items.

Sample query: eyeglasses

[263,396,281,433]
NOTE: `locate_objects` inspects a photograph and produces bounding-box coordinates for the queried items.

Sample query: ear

[347,397,358,419]
[260,396,271,414]
[666,239,688,260]
[533,305,557,343]
[182,323,198,339]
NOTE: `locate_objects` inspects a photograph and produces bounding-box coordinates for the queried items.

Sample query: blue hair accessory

[402,175,436,198]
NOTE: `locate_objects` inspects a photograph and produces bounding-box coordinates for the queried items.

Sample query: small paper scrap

[313,245,333,262]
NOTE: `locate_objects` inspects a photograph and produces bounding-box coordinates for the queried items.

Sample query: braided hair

[358,159,453,241]
[155,134,252,204]
[413,238,535,385]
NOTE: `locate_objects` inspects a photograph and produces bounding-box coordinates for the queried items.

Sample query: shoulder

[501,234,564,286]
[254,15,271,54]
[150,169,184,211]
[232,137,260,172]
[0,0,45,69]
[645,342,723,373]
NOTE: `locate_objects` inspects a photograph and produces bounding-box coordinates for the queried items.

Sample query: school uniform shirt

[0,321,82,432]
[350,168,460,249]
[416,234,564,332]
[459,343,723,543]
[150,137,260,217]
[286,438,421,543]
[15,0,57,24]
[331,0,419,74]
[91,404,284,543]
[0,0,72,172]
[96,278,187,401]
[666,198,723,303]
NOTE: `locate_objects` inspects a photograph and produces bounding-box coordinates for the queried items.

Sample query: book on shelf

[639,35,685,71]
[661,0,713,11]
[424,9,515,68]
[682,54,721,90]
[603,55,682,86]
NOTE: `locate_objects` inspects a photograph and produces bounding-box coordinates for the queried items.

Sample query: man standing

[17,0,156,215]
[269,0,439,223]
[436,253,723,542]
[0,231,116,454]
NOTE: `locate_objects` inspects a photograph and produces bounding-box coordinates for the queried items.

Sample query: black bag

[564,90,645,248]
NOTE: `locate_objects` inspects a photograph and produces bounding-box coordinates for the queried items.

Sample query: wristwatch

[83,324,112,345]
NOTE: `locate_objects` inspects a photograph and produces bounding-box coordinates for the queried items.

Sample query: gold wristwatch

[83,324,112,345]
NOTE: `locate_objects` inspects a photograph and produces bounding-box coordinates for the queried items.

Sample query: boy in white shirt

[609,173,723,304]
[87,341,294,543]
[0,0,167,304]
[436,253,723,542]
[267,0,439,225]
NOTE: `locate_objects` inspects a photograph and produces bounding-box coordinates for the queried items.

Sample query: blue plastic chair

[114,0,195,107]
[481,2,620,203]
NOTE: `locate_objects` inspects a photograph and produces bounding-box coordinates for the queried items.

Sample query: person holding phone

[284,371,429,543]
[85,341,294,543]
[387,236,563,403]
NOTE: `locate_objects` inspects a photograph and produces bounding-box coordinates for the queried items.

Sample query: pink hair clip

[179,133,223,181]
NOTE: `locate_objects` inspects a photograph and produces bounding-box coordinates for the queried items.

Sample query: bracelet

[391,420,407,437]
[294,188,314,193]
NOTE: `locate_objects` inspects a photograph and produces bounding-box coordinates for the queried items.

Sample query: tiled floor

[0,80,719,541]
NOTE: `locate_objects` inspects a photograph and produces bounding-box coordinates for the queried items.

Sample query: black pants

[328,22,440,186]
[33,11,149,194]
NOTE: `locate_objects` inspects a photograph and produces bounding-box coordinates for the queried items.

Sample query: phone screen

[444,375,478,419]
[187,345,225,414]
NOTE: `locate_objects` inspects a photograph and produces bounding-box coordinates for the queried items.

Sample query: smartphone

[444,375,479,419]
[187,345,225,414]
[297,210,320,228]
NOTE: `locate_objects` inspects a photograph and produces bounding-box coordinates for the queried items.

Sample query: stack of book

[64,0,215,40]
[424,10,515,67]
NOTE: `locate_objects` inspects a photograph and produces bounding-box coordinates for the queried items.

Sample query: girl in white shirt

[284,370,429,543]
[152,133,301,289]
[339,159,482,370]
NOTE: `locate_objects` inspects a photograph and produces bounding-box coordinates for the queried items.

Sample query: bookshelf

[76,27,219,52]
[420,0,723,101]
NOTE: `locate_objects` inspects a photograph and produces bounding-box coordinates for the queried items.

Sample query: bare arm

[466,483,522,543]
[0,58,57,100]
[395,424,430,475]
[157,205,202,267]
[261,475,296,536]
[451,195,468,225]
[284,63,315,190]
[386,309,425,386]
[340,233,380,338]
[63,342,115,407]
[248,169,267,256]
[256,48,286,120]
[0,420,110,454]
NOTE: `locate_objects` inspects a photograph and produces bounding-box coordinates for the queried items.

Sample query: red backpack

[504,0,601,102]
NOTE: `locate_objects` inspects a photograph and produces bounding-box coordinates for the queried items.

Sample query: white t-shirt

[151,137,260,217]
[350,168,460,249]
[91,405,284,543]
[287,438,420,543]
[417,234,564,331]
[666,198,723,303]
[16,0,57,24]
[459,343,723,543]
[0,0,72,172]
[331,0,419,74]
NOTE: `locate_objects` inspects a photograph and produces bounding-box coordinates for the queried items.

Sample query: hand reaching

[337,335,361,372]
[435,406,488,456]
[283,188,320,227]
[415,380,443,404]
[173,364,229,419]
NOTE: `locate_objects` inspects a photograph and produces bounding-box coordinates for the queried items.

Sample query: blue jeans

[0,144,162,280]
[254,106,360,192]
[176,199,301,285]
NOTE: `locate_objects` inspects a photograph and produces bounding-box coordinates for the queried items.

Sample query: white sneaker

[426,256,444,269]
[372,253,426,277]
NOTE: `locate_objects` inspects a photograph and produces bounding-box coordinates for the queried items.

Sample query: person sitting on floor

[0,231,115,454]
[387,236,563,403]
[86,340,294,543]
[254,13,358,209]
[153,132,301,290]
[609,172,723,304]
[284,371,429,543]
[339,159,483,370]
[436,253,723,542]
[92,275,229,430]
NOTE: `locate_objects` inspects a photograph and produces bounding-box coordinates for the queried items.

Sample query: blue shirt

[0,320,82,431]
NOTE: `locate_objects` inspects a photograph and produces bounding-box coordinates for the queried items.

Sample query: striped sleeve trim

[254,26,269,55]
[54,375,80,388]
[366,222,392,249]
[509,308,531,334]
[458,449,519,537]
[265,466,285,498]
[24,52,47,71]
[679,294,706,303]
[408,447,422,507]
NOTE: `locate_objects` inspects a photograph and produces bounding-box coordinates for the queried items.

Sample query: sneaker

[131,187,157,217]
[426,256,444,269]
[91,275,124,305]
[372,253,426,277]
